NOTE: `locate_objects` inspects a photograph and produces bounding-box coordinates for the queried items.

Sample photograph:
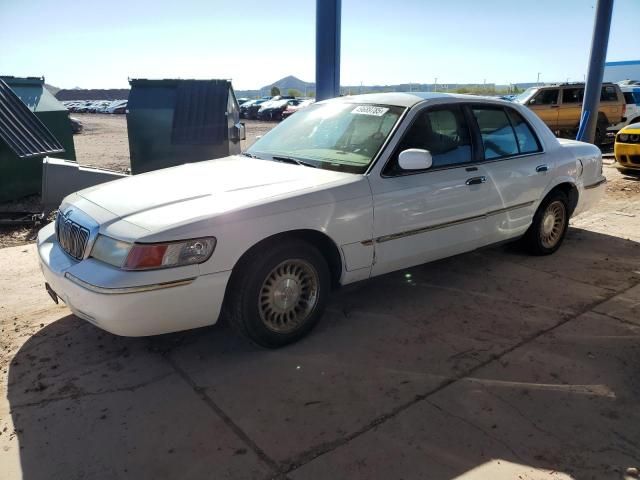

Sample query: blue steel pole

[316,0,341,101]
[577,0,614,144]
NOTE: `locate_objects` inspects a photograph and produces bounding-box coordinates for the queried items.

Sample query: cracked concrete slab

[593,284,640,326]
[478,229,640,293]
[290,311,640,480]
[1,168,639,479]
[164,246,610,464]
[1,374,272,480]
[3,315,175,408]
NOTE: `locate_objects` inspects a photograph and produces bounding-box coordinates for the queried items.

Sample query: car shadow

[6,227,640,479]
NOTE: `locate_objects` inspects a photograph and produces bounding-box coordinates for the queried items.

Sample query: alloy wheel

[258,259,320,334]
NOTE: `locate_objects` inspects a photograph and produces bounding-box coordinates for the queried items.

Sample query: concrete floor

[1,171,639,479]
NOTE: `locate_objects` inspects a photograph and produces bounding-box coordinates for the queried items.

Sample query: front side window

[247,102,404,173]
[385,106,472,174]
[472,108,519,160]
[531,89,559,105]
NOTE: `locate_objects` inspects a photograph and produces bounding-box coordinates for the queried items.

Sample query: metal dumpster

[127,79,244,174]
[0,77,74,203]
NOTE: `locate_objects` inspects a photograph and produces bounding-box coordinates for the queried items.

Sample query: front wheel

[225,240,331,348]
[522,191,570,255]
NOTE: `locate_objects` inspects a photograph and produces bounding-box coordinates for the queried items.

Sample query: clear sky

[1,0,638,90]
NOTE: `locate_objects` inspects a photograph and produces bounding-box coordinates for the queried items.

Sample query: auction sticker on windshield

[351,105,389,116]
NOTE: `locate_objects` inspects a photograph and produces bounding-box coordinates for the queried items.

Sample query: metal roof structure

[0,78,64,159]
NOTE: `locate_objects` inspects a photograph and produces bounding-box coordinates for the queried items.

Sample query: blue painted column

[577,0,614,144]
[316,0,341,101]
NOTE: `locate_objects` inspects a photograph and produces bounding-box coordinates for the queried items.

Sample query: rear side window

[506,109,542,154]
[623,92,636,104]
[472,108,519,160]
[562,88,584,104]
[600,86,618,102]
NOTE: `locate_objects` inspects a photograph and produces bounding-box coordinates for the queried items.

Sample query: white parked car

[609,83,640,132]
[38,93,606,347]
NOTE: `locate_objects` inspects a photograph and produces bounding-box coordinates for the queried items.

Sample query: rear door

[469,105,551,244]
[600,84,623,125]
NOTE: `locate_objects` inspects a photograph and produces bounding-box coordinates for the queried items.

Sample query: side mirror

[231,122,246,142]
[398,149,432,170]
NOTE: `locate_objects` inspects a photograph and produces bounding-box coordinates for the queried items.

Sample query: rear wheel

[225,239,330,348]
[523,190,570,255]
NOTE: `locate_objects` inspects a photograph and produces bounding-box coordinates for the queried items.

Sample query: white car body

[609,84,640,132]
[38,93,606,337]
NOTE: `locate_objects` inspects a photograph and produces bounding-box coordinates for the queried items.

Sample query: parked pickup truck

[38,92,606,348]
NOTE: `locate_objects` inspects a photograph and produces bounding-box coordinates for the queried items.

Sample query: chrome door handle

[536,164,549,173]
[466,176,486,186]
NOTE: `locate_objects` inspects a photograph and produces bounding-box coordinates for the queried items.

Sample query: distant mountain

[236,75,315,98]
[235,75,530,99]
[262,75,314,93]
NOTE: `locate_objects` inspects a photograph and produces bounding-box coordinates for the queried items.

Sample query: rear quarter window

[600,86,619,102]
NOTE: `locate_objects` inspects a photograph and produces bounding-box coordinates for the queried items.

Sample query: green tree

[270,86,281,96]
[287,88,302,97]
[306,90,315,98]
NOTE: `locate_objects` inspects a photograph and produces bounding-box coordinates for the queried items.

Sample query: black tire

[225,239,331,348]
[595,127,604,146]
[522,190,570,255]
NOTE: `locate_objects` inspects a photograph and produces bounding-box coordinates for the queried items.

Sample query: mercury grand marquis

[38,92,606,347]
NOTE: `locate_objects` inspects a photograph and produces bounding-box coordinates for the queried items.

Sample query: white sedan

[38,92,606,347]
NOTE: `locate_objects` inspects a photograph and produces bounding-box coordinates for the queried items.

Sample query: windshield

[514,87,538,104]
[247,102,405,173]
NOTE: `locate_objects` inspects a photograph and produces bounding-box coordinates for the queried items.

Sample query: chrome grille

[56,211,90,260]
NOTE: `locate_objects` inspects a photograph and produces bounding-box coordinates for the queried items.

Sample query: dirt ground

[71,113,273,171]
[0,121,639,478]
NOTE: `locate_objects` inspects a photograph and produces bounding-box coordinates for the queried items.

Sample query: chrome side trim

[486,201,535,217]
[64,273,196,295]
[363,200,535,245]
[584,178,607,190]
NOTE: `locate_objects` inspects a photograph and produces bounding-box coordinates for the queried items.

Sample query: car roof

[321,91,511,108]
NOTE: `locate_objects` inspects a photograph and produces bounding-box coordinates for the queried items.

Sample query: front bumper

[37,222,231,337]
[614,142,640,170]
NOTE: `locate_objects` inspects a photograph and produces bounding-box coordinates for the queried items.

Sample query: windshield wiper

[271,155,318,168]
[242,152,261,159]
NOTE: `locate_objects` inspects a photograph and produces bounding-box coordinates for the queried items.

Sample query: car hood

[620,122,640,133]
[75,156,360,231]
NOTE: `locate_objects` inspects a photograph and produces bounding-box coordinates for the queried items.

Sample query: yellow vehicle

[515,83,626,145]
[614,122,640,174]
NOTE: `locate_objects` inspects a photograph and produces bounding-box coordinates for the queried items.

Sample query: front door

[368,104,493,276]
[558,87,584,131]
[527,88,560,132]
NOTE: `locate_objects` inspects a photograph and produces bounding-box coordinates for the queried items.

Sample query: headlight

[123,237,216,270]
[630,134,640,142]
[91,235,132,267]
[90,235,216,270]
[618,133,629,142]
